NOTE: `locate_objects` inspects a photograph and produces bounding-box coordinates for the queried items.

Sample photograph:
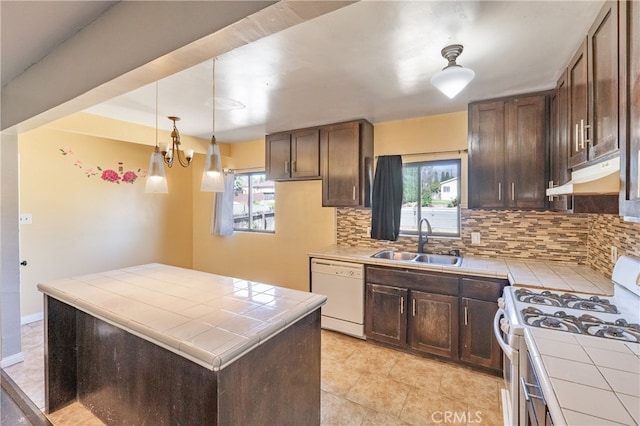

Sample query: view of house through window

[233,173,275,232]
[401,159,461,237]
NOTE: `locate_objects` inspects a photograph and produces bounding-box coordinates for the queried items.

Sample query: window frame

[232,171,275,234]
[400,159,461,238]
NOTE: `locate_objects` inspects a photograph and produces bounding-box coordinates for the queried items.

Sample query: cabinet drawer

[366,266,458,296]
[460,277,507,302]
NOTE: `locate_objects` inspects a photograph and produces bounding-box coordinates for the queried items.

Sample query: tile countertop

[525,328,640,426]
[308,245,614,295]
[37,263,327,371]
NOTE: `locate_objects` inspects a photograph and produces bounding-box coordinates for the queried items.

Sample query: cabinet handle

[498,182,502,201]
[400,296,404,315]
[548,180,554,202]
[575,123,580,152]
[352,186,357,201]
[584,122,592,145]
[412,299,416,316]
[292,160,297,173]
[580,119,585,149]
[637,150,640,199]
[284,160,289,174]
[464,305,469,325]
[511,182,515,201]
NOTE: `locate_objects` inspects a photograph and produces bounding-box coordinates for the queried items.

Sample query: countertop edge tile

[38,263,327,372]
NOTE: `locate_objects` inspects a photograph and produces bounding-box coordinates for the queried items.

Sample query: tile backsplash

[337,208,640,277]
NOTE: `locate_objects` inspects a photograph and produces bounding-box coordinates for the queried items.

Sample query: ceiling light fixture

[162,116,194,168]
[430,44,475,99]
[200,58,225,192]
[145,82,168,194]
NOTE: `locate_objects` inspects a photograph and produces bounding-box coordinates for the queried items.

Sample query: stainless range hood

[546,156,620,196]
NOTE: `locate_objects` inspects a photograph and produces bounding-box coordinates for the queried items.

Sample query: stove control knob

[500,318,510,333]
[497,297,505,309]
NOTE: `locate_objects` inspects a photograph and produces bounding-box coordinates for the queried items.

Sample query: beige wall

[374,111,469,206]
[18,126,193,318]
[192,139,336,292]
[16,111,470,317]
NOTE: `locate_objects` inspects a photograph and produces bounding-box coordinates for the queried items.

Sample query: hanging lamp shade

[145,147,168,193]
[200,136,224,192]
[430,44,475,99]
[201,58,225,193]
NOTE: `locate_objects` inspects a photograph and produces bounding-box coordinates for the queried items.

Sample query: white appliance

[311,259,365,339]
[494,255,640,426]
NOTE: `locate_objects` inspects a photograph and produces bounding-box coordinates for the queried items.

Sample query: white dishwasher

[311,259,365,339]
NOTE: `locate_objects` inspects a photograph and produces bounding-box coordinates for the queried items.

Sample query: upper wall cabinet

[320,120,374,207]
[619,0,640,218]
[549,70,571,211]
[569,1,620,168]
[469,94,548,209]
[265,128,321,181]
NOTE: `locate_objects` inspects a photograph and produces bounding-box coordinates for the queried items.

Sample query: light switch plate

[471,232,481,245]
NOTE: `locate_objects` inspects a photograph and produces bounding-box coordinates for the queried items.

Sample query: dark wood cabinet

[619,0,640,219]
[549,71,570,211]
[469,94,547,209]
[409,291,458,359]
[265,129,320,181]
[320,120,374,207]
[569,1,619,169]
[459,277,505,370]
[365,266,506,373]
[460,298,501,370]
[469,101,505,208]
[568,39,589,168]
[588,1,619,161]
[365,283,407,347]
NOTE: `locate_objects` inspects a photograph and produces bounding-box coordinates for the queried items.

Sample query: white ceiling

[3,1,604,144]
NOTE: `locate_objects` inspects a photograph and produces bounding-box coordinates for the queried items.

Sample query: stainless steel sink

[371,250,461,266]
[414,253,462,266]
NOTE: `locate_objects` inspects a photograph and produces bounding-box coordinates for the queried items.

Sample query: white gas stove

[494,255,640,425]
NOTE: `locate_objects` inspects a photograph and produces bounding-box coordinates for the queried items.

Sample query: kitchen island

[37,263,327,425]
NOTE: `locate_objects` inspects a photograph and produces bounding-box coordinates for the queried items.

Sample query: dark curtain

[371,155,403,241]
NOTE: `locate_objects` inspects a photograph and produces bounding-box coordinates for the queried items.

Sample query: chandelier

[162,116,194,168]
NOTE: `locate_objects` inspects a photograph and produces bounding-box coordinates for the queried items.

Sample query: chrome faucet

[417,218,432,253]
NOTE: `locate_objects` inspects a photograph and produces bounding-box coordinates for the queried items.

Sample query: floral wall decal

[60,147,147,184]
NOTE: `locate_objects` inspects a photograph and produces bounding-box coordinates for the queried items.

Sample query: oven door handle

[493,308,515,361]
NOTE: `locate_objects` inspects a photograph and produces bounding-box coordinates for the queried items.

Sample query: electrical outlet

[611,246,618,263]
[366,226,372,236]
[19,213,32,225]
[471,232,481,245]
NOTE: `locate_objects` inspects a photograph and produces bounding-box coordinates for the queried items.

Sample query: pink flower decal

[101,169,120,183]
[122,171,138,183]
[60,148,147,185]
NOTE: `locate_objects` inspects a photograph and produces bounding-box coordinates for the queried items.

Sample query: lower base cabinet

[365,284,407,346]
[365,266,506,373]
[460,298,502,370]
[409,291,459,359]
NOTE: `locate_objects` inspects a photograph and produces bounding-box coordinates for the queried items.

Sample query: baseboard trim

[21,312,43,325]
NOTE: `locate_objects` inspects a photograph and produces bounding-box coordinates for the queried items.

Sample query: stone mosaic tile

[336,208,640,277]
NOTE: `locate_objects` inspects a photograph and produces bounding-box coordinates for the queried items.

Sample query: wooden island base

[45,297,321,425]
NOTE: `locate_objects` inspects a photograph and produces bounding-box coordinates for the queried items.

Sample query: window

[233,173,275,232]
[401,159,461,237]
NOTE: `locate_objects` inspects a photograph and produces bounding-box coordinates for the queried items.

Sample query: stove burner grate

[515,288,619,314]
[520,307,640,343]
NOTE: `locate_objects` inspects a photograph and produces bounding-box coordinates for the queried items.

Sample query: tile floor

[3,321,503,425]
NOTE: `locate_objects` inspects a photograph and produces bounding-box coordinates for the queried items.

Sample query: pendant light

[145,82,169,193]
[430,44,475,99]
[201,58,225,192]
